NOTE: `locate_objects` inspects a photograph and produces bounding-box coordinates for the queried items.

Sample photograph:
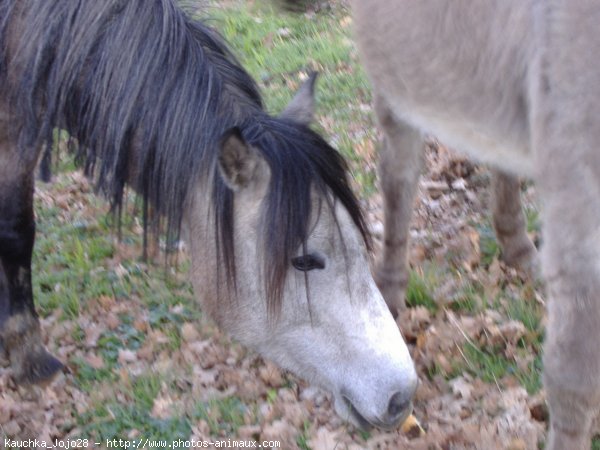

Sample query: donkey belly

[391,103,534,176]
[352,0,536,176]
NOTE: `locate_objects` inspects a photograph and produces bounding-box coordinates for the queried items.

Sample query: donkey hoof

[502,244,539,279]
[379,288,406,318]
[374,270,408,318]
[18,349,64,385]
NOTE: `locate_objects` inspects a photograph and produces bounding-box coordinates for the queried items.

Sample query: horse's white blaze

[259,202,416,427]
[338,284,417,425]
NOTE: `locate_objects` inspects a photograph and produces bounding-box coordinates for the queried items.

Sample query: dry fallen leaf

[308,427,341,450]
[85,353,105,370]
[450,376,474,400]
[181,323,200,343]
[259,360,284,387]
[117,349,137,364]
[401,414,426,439]
[151,394,173,420]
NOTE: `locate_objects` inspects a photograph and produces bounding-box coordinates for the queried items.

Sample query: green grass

[81,404,191,443]
[406,270,438,312]
[526,206,541,234]
[31,167,201,441]
[506,298,544,347]
[461,341,512,384]
[515,355,543,395]
[448,281,485,313]
[193,397,251,435]
[296,421,312,450]
[78,373,194,442]
[207,1,378,195]
[476,221,500,267]
[71,357,117,392]
[210,3,367,109]
[455,328,543,395]
[449,285,545,393]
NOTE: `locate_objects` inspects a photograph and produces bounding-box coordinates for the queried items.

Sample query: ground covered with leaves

[3,1,598,449]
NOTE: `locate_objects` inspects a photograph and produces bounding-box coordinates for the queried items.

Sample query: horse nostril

[387,391,412,418]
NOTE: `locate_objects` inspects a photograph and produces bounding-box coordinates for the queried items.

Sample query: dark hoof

[500,239,539,278]
[0,337,8,367]
[18,349,64,385]
[374,270,407,318]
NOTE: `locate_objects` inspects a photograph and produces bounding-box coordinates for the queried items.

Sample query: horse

[349,0,600,447]
[0,0,417,431]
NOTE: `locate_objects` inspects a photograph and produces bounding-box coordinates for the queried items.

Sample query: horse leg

[490,170,537,274]
[38,146,52,182]
[0,140,63,384]
[373,95,423,317]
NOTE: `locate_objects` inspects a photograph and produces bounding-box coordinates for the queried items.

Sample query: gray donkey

[351,0,600,448]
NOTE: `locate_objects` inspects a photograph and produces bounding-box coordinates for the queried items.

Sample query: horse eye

[292,253,325,271]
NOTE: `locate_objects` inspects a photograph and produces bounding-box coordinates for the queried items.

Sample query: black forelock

[236,117,371,315]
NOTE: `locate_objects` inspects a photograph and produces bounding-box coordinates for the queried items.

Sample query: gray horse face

[187,80,417,430]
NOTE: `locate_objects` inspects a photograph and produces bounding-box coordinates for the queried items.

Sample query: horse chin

[332,393,409,432]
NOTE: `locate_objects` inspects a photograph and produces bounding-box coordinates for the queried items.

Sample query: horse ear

[218,127,261,191]
[280,72,318,125]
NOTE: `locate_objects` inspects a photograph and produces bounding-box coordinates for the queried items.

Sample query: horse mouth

[343,396,405,432]
[343,396,373,431]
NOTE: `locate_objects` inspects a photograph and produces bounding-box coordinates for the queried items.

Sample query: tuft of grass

[406,270,438,312]
[461,341,511,384]
[514,355,543,395]
[71,357,117,392]
[296,421,312,450]
[525,206,541,234]
[505,297,544,348]
[358,429,371,441]
[71,324,86,343]
[79,374,191,442]
[448,281,484,313]
[193,397,250,435]
[80,404,191,443]
[457,339,543,395]
[132,375,163,410]
[97,332,125,367]
[476,221,499,267]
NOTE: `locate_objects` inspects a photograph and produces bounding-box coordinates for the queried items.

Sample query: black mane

[0,0,369,314]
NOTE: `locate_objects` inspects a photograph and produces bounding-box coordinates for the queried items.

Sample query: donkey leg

[0,151,63,384]
[532,3,600,447]
[537,145,600,447]
[540,197,600,449]
[373,96,423,317]
[490,170,537,274]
